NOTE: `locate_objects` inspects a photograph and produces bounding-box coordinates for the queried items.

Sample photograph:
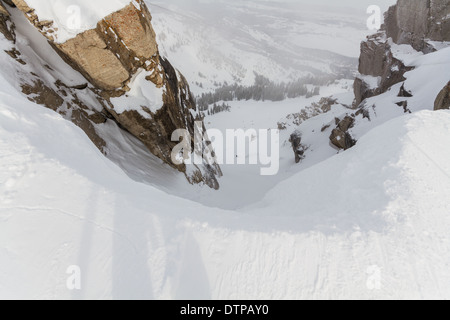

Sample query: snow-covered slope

[183,42,449,209]
[147,0,373,94]
[348,45,450,142]
[1,62,450,298]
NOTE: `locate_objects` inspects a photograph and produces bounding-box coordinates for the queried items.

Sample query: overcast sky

[167,0,396,10]
[254,0,396,8]
[157,0,398,17]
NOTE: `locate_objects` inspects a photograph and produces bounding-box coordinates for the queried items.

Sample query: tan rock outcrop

[57,29,130,90]
[10,0,222,189]
[289,131,307,164]
[435,82,450,111]
[330,116,356,150]
[10,0,160,90]
[0,1,108,152]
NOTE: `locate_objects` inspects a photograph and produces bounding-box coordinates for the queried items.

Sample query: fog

[147,0,399,93]
[153,0,397,13]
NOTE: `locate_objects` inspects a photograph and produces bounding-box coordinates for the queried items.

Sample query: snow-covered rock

[329,116,356,150]
[354,33,412,106]
[4,0,221,189]
[0,1,14,41]
[278,1,449,163]
[354,0,450,108]
[384,0,450,52]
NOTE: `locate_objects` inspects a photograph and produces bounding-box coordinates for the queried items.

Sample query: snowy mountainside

[190,43,449,209]
[285,44,450,146]
[350,44,450,137]
[1,0,223,189]
[0,6,199,196]
[147,0,372,94]
[1,72,450,298]
[1,0,450,300]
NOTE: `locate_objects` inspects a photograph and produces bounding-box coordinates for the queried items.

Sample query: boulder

[435,82,450,111]
[289,131,307,164]
[330,116,356,150]
[50,2,159,91]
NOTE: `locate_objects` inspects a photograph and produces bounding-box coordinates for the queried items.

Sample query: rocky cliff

[384,0,450,52]
[354,0,450,109]
[1,0,221,189]
[329,0,450,151]
[0,2,14,41]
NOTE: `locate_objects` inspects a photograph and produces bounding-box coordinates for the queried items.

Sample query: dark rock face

[395,100,412,114]
[353,0,449,108]
[0,1,15,41]
[21,79,64,111]
[398,83,413,98]
[353,78,371,108]
[357,35,391,77]
[329,116,356,150]
[289,131,307,164]
[7,0,222,189]
[354,33,412,107]
[435,82,450,110]
[384,0,450,52]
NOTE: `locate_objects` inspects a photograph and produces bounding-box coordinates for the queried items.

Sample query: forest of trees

[196,73,331,112]
[199,102,231,118]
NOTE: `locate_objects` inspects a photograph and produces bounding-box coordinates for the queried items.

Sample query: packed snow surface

[1,67,450,298]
